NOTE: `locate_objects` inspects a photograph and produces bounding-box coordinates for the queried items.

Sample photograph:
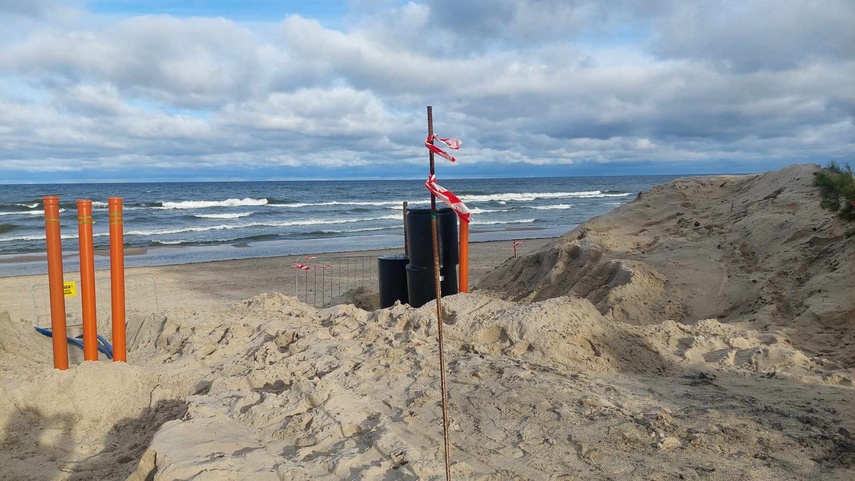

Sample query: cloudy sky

[1,0,852,183]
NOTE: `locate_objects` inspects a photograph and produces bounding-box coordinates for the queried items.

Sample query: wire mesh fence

[31,274,160,336]
[289,254,381,308]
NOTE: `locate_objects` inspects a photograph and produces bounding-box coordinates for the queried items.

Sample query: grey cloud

[1,15,271,108]
[452,55,853,162]
[649,1,855,72]
[425,0,598,46]
[0,0,56,17]
[423,0,855,74]
[421,0,673,52]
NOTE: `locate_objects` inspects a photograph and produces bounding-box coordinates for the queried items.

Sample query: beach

[0,238,555,325]
[1,164,853,480]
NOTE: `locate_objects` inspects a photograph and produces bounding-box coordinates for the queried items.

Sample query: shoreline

[0,226,572,278]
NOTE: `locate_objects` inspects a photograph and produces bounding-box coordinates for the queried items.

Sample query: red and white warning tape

[425,134,461,163]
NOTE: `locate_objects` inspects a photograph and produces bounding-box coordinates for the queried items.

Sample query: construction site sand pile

[0,164,853,480]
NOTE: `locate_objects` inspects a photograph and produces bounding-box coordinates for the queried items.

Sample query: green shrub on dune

[814,162,855,221]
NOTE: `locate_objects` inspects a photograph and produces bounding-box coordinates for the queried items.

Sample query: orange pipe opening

[43,196,69,370]
[108,197,127,362]
[459,221,469,293]
[77,200,98,361]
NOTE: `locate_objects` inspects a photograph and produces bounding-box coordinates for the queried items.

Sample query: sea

[0,176,680,277]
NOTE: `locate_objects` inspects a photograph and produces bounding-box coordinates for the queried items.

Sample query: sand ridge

[479,164,855,367]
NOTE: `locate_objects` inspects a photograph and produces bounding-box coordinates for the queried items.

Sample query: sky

[0,0,853,183]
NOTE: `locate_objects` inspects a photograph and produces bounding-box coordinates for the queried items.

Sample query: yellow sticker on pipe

[63,281,77,297]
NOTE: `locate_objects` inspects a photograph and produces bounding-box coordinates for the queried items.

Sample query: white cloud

[56,82,128,116]
[219,87,393,137]
[0,1,853,181]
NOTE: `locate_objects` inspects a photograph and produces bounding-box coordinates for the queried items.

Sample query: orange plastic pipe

[459,221,469,293]
[77,200,98,361]
[43,196,69,370]
[108,197,126,362]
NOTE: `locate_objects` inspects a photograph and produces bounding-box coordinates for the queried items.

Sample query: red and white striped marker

[424,174,471,224]
[425,134,461,163]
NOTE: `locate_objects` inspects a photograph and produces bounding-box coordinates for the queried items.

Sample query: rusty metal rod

[428,105,452,480]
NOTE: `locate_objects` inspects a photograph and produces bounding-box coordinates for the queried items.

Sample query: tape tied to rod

[109,213,123,225]
[44,218,60,223]
[78,215,94,225]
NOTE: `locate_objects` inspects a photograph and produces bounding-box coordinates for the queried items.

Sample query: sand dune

[479,164,855,367]
[1,164,853,480]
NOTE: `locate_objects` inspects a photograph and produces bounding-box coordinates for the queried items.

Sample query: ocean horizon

[0,175,681,277]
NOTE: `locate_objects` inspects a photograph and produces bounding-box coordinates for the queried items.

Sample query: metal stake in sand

[43,195,69,370]
[319,264,331,306]
[108,197,127,362]
[513,239,525,258]
[77,199,99,361]
[427,106,453,480]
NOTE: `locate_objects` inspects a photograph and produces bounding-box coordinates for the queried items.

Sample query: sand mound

[441,294,852,384]
[4,287,853,479]
[478,164,855,366]
[0,312,194,481]
[0,311,53,368]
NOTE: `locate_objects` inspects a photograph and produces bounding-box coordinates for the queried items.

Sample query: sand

[0,165,853,480]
